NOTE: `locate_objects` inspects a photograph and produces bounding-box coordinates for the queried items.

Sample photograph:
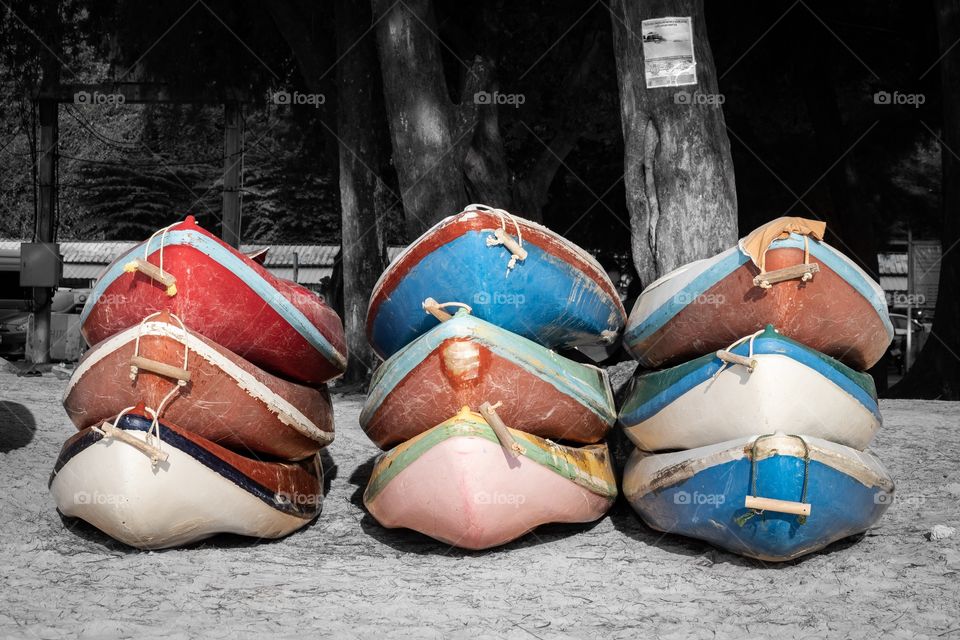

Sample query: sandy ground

[1,368,959,639]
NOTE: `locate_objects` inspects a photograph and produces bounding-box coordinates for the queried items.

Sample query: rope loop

[463,204,527,276]
[736,434,811,527]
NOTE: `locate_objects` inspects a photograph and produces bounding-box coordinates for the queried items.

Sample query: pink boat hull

[365,435,614,550]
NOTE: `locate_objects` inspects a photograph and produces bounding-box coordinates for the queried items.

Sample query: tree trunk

[371,0,604,230]
[336,0,389,383]
[610,0,737,287]
[270,0,388,383]
[371,0,468,237]
[889,0,960,399]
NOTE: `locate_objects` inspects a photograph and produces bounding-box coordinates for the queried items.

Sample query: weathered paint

[363,408,617,550]
[50,410,321,549]
[622,434,894,562]
[366,209,626,359]
[81,217,347,385]
[361,313,616,448]
[65,314,334,460]
[623,234,894,369]
[619,325,881,451]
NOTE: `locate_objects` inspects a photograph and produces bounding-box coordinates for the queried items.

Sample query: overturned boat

[623,218,893,370]
[619,326,881,452]
[364,407,617,550]
[50,407,323,549]
[366,205,626,359]
[80,216,347,385]
[622,433,894,562]
[64,311,334,460]
[361,308,615,449]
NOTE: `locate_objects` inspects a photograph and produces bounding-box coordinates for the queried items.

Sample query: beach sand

[1,368,958,639]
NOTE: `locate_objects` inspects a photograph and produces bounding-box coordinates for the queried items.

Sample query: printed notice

[641,17,697,88]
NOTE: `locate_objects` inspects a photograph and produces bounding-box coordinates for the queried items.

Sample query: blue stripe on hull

[81,229,344,368]
[619,330,881,427]
[633,453,892,561]
[370,231,622,358]
[624,235,894,347]
[363,314,615,424]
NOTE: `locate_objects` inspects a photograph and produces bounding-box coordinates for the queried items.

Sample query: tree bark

[270,0,388,383]
[610,0,738,287]
[371,0,468,237]
[335,0,389,383]
[372,0,605,231]
[890,0,960,399]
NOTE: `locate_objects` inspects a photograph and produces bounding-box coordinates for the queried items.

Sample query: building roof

[878,252,907,276]
[0,240,405,286]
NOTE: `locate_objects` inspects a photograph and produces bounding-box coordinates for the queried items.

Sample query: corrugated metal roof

[0,240,405,268]
[878,253,908,276]
[880,275,907,291]
[242,244,341,267]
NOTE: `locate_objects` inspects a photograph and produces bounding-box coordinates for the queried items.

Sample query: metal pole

[221,101,243,248]
[905,229,913,372]
[27,98,58,365]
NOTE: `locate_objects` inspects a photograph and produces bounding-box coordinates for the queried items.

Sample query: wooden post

[27,98,58,364]
[906,229,914,372]
[222,101,243,248]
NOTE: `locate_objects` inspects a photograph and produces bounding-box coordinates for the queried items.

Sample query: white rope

[143,221,178,280]
[463,203,526,276]
[713,328,767,379]
[130,311,190,383]
[96,405,164,467]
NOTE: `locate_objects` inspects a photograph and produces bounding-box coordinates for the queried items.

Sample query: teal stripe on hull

[363,313,615,426]
[619,326,880,427]
[625,235,894,346]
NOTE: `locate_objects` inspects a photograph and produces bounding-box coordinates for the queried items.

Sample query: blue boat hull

[367,212,625,359]
[624,437,894,562]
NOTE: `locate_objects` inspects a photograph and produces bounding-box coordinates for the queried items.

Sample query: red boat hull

[65,314,334,460]
[631,247,891,369]
[80,217,346,385]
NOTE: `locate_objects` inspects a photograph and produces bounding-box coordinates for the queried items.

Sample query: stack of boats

[360,205,627,549]
[49,216,347,549]
[618,217,896,562]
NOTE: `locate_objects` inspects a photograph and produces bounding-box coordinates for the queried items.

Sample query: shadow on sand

[0,401,36,452]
